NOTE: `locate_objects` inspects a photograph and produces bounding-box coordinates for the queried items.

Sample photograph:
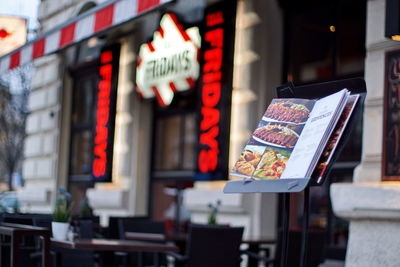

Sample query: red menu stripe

[94,4,114,32]
[9,51,20,69]
[59,23,76,48]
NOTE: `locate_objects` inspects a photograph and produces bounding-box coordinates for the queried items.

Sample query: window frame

[150,91,198,181]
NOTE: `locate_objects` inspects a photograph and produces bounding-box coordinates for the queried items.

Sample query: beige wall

[18,0,107,213]
[331,0,400,266]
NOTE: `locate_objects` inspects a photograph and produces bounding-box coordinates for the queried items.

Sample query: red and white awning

[0,0,174,73]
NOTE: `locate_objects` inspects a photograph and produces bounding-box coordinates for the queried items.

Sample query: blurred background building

[0,0,398,266]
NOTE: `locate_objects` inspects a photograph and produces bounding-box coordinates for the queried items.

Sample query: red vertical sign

[92,46,119,182]
[196,1,237,181]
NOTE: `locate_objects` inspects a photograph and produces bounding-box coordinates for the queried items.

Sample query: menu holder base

[223,178,310,193]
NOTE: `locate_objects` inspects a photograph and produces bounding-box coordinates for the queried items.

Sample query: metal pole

[280,193,290,267]
[300,187,310,267]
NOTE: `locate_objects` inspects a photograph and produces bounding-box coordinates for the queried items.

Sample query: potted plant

[207,199,221,225]
[52,187,72,240]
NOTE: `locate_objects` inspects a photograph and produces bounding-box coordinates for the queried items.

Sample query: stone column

[331,0,400,266]
[87,34,153,225]
[186,0,283,239]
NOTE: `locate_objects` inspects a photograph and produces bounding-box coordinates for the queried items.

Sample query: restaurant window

[70,64,98,180]
[280,0,366,261]
[150,92,197,222]
[152,92,198,178]
[67,38,106,212]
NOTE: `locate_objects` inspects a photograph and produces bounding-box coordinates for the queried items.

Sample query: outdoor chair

[117,219,166,267]
[168,224,244,267]
[33,217,52,232]
[78,219,94,238]
[31,216,56,267]
[107,216,148,239]
[118,219,165,240]
[0,217,51,267]
[107,216,148,266]
[3,215,34,225]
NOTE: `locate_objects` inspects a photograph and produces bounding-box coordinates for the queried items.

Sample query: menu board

[382,50,400,181]
[224,78,366,193]
[231,89,353,181]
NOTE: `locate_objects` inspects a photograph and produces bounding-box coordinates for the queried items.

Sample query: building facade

[6,0,399,265]
[15,0,281,241]
[331,0,400,266]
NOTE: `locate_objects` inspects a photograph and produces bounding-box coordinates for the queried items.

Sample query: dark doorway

[279,0,367,262]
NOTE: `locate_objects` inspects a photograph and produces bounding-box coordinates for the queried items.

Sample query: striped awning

[0,0,174,73]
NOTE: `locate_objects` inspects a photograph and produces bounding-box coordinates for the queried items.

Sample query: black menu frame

[224,77,366,193]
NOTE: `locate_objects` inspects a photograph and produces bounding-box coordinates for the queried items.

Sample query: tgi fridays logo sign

[136,13,201,106]
[92,46,119,182]
[196,2,236,181]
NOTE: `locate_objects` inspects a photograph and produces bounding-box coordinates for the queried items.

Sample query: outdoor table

[0,222,51,267]
[125,232,166,241]
[125,232,187,242]
[51,238,179,267]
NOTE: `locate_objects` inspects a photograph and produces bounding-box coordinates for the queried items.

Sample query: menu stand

[224,78,367,267]
[300,187,310,267]
[281,193,290,267]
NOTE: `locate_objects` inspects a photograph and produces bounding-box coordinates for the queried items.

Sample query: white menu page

[280,89,349,179]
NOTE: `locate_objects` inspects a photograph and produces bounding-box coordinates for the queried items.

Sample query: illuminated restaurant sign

[92,46,119,182]
[196,2,237,181]
[136,13,201,107]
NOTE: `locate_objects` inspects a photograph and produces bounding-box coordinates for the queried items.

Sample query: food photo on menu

[230,89,359,181]
[311,94,359,183]
[252,147,290,180]
[231,98,312,179]
[252,122,301,148]
[232,145,265,179]
[263,99,315,124]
